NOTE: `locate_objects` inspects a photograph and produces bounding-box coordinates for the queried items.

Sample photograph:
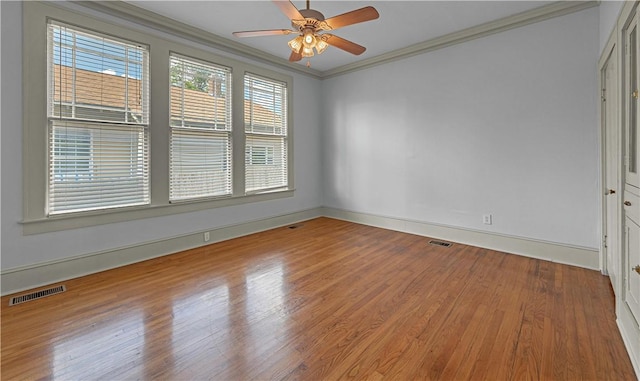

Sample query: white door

[602,48,620,293]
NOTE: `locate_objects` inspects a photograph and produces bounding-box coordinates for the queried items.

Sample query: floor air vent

[9,285,66,306]
[429,240,452,248]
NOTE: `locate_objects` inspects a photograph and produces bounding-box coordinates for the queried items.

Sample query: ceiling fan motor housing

[292,9,329,32]
[299,9,325,21]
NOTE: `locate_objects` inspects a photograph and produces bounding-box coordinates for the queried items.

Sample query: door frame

[599,27,622,286]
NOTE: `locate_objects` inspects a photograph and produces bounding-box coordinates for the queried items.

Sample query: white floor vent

[9,285,66,306]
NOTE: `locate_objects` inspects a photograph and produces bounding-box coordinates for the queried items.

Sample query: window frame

[169,53,233,202]
[47,21,151,215]
[22,2,294,234]
[244,73,290,194]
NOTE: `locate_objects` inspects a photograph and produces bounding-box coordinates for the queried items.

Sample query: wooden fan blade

[272,0,304,22]
[289,48,303,62]
[324,6,379,30]
[233,29,293,38]
[323,34,366,55]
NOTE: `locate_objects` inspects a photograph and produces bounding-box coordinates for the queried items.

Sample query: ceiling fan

[233,0,379,65]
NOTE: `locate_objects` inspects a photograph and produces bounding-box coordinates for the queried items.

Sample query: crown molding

[323,1,599,78]
[75,1,597,80]
[75,1,323,79]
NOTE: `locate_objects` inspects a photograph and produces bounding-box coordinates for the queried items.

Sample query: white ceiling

[126,1,555,72]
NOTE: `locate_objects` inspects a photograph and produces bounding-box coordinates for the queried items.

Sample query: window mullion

[180,61,185,127]
[232,68,247,197]
[72,30,77,119]
[124,46,129,124]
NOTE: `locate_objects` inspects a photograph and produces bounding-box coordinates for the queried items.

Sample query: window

[47,21,149,214]
[244,74,288,193]
[24,2,293,234]
[169,54,232,201]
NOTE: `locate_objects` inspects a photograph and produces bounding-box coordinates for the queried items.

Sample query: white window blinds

[47,22,149,214]
[244,74,288,193]
[169,54,232,201]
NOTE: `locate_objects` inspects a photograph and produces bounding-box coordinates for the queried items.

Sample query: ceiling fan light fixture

[288,36,303,52]
[302,29,316,48]
[315,37,329,54]
[301,46,314,58]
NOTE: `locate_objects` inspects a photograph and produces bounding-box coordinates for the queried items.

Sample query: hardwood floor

[1,217,636,380]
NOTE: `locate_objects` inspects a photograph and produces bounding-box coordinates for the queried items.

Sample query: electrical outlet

[483,214,492,225]
[204,232,210,242]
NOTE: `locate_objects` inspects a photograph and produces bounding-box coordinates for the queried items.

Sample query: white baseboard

[1,206,601,296]
[1,208,323,296]
[322,207,600,270]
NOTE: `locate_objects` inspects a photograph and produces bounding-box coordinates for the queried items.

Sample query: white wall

[0,1,323,270]
[322,7,600,249]
[599,1,624,53]
[0,1,603,274]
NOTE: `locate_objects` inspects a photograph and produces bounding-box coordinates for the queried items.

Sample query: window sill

[21,189,295,235]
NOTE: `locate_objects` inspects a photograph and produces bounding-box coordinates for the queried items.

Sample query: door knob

[624,201,632,206]
[607,189,616,195]
[634,265,640,275]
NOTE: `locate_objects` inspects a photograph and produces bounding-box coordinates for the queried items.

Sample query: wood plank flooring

[1,217,636,380]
